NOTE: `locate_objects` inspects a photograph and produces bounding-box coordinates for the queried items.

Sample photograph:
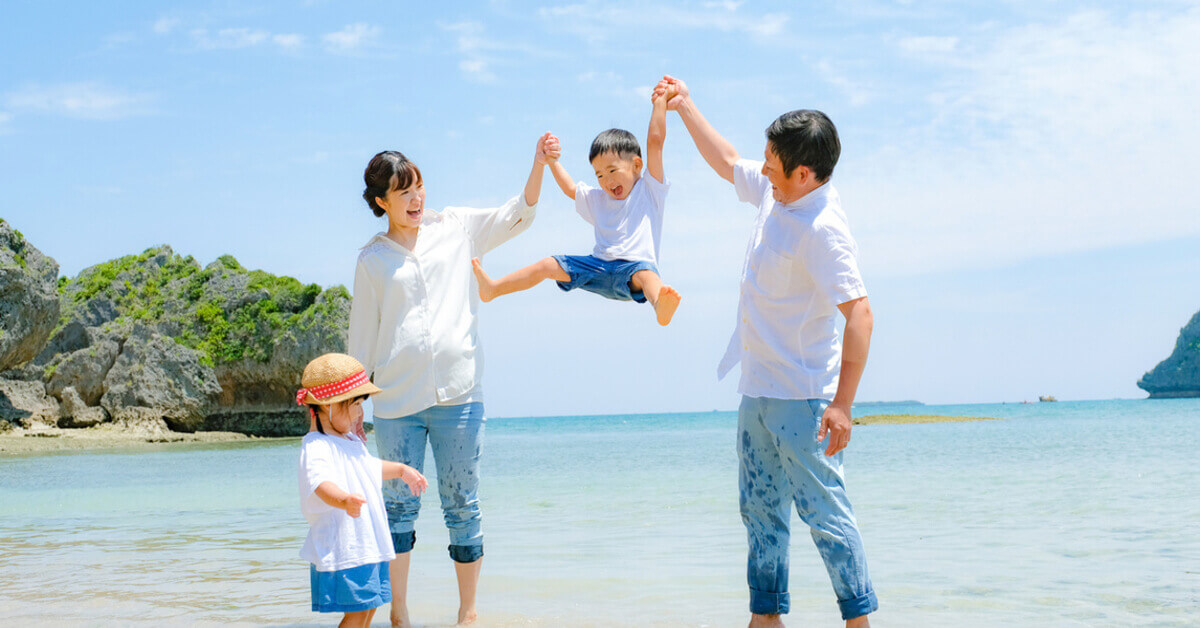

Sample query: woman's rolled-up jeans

[373,402,484,563]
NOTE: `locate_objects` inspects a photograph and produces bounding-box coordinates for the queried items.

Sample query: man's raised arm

[653,75,739,184]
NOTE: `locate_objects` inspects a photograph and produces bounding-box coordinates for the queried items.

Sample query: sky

[2,1,1199,418]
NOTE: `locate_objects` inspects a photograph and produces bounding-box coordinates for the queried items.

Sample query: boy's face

[591,152,642,200]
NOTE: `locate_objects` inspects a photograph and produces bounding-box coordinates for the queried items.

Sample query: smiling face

[376,175,426,231]
[762,142,815,204]
[591,152,643,200]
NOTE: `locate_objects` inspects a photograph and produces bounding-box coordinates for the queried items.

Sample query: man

[655,76,877,627]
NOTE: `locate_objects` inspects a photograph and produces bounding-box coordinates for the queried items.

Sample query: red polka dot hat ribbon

[296,370,370,406]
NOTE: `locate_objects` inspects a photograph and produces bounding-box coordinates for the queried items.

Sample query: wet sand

[0,425,285,456]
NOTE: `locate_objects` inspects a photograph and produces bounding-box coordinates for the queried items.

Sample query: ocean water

[1,399,1197,627]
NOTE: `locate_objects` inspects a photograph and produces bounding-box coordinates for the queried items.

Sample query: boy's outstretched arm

[646,87,669,183]
[314,481,367,518]
[382,460,429,496]
[544,134,576,200]
[654,75,738,184]
[523,132,553,207]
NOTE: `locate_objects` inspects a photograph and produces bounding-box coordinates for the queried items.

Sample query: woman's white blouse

[349,196,536,419]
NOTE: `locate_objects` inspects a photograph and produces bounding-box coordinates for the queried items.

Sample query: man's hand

[341,493,367,518]
[817,402,853,456]
[654,75,688,110]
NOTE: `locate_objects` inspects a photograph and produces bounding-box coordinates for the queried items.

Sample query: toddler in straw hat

[296,353,428,626]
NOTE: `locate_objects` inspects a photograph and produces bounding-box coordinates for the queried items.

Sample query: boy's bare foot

[456,606,478,625]
[654,285,681,326]
[471,258,498,302]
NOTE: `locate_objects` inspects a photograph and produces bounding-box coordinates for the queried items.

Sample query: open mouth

[407,208,422,220]
[610,185,624,197]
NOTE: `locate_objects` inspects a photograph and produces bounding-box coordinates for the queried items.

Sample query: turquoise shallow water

[1,398,1197,626]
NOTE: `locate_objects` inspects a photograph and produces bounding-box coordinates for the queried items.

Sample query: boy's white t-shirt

[574,171,669,264]
[298,431,396,572]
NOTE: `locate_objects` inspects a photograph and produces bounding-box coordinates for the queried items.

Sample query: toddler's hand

[401,466,429,496]
[343,494,367,518]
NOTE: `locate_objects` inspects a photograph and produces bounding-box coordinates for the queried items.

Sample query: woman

[349,133,556,626]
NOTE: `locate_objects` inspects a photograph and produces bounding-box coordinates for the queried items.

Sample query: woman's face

[378,177,425,231]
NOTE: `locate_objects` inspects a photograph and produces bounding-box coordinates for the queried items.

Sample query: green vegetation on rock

[56,245,345,368]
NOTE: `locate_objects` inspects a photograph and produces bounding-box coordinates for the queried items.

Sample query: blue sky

[3,1,1199,417]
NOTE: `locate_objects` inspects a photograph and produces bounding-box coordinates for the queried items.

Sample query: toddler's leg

[472,257,569,302]
[631,269,681,326]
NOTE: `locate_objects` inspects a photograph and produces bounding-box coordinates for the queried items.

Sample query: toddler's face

[591,152,641,200]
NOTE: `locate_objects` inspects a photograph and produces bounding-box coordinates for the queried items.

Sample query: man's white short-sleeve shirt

[298,432,396,572]
[718,159,867,400]
[575,172,669,264]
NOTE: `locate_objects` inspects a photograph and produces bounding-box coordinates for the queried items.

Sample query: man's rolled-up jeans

[738,396,878,620]
[374,402,485,563]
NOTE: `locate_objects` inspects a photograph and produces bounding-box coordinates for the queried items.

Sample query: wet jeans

[374,402,484,563]
[738,396,878,620]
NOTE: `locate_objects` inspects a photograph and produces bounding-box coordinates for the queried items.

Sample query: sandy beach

[0,424,283,456]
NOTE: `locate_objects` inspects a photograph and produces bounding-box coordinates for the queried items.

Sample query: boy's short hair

[765,110,840,182]
[363,151,422,218]
[589,128,641,163]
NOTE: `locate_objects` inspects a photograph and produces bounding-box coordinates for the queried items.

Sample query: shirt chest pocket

[750,244,793,298]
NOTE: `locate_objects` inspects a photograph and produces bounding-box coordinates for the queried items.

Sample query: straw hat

[295,353,381,407]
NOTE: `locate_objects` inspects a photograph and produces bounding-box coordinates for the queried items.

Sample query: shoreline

[854,414,1000,425]
[0,425,291,456]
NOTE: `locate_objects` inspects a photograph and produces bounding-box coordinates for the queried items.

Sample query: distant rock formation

[0,220,59,371]
[1138,310,1200,398]
[0,229,350,437]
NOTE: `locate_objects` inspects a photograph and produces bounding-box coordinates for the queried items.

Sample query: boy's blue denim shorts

[552,254,658,303]
[310,560,391,613]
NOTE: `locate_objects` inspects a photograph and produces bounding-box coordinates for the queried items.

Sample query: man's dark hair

[589,128,641,163]
[363,151,422,217]
[765,110,840,181]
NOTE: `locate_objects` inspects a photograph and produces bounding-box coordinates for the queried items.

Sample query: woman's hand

[534,131,558,165]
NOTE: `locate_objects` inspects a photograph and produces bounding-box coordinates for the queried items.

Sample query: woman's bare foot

[471,258,498,302]
[389,604,410,628]
[654,285,681,326]
[456,606,478,625]
[748,613,785,628]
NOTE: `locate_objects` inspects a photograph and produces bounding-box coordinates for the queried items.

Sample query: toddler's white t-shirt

[575,171,669,264]
[298,431,396,572]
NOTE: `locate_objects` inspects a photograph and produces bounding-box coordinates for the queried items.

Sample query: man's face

[762,144,809,204]
[592,152,642,200]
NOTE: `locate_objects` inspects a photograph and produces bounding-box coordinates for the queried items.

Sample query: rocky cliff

[0,220,59,371]
[0,228,349,437]
[1138,310,1200,398]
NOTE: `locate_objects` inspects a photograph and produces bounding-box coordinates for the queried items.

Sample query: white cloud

[191,27,270,50]
[848,8,1200,276]
[272,33,304,50]
[323,23,380,53]
[0,111,11,133]
[4,82,153,120]
[153,17,180,35]
[538,1,788,43]
[442,22,499,83]
[899,35,958,54]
